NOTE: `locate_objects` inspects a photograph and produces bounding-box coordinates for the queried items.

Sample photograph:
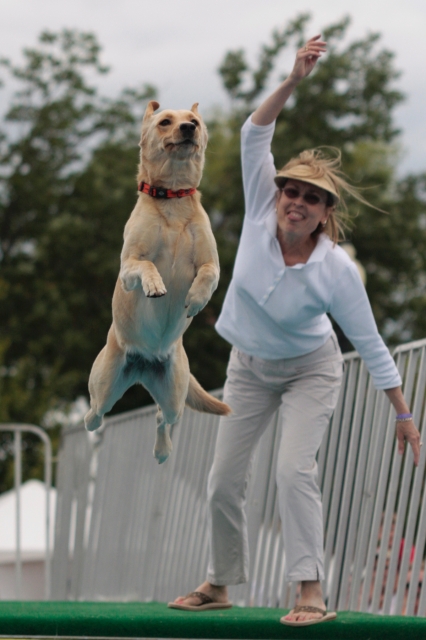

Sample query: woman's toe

[283,608,323,623]
[302,611,321,622]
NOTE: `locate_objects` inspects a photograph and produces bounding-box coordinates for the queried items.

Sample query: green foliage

[218,13,311,105]
[1,17,426,492]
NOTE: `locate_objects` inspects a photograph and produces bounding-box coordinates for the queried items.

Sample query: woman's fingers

[302,36,327,50]
[305,40,327,49]
[290,36,327,81]
[307,34,323,43]
[411,432,421,467]
[410,440,421,467]
[396,422,422,466]
[396,427,405,454]
[300,45,327,57]
[297,42,327,64]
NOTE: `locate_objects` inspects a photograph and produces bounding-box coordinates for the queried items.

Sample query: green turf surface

[0,601,425,639]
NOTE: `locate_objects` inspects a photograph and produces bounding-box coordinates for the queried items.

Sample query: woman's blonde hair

[278,147,383,244]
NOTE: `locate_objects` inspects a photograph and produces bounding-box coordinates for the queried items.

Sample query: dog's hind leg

[154,406,173,465]
[85,327,134,432]
[141,340,190,464]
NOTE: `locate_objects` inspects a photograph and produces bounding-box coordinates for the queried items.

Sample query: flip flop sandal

[168,591,233,611]
[280,605,337,626]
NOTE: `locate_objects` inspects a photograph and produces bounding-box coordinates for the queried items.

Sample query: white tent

[0,479,56,599]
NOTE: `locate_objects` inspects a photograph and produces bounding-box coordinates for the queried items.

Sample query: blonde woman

[170,35,421,627]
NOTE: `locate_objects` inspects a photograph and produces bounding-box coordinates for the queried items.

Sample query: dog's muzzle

[178,122,196,145]
[179,122,196,136]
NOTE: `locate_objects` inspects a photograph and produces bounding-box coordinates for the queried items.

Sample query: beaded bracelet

[396,413,413,422]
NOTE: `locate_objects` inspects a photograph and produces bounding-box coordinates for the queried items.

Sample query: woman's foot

[282,580,326,623]
[172,580,229,607]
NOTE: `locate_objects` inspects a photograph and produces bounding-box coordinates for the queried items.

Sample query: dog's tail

[186,374,231,416]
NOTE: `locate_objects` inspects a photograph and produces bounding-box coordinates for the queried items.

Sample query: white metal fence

[51,339,426,615]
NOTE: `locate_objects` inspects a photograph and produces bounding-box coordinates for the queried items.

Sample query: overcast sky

[1,0,425,176]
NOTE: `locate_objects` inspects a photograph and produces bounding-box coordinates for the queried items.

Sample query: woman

[170,35,421,626]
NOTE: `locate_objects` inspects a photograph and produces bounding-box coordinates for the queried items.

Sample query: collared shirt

[215,116,401,390]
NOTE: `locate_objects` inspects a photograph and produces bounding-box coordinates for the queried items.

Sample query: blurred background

[1,0,426,492]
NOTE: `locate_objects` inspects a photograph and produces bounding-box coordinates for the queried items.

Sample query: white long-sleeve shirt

[215,116,401,390]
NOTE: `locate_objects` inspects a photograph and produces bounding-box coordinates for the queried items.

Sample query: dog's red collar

[138,181,196,199]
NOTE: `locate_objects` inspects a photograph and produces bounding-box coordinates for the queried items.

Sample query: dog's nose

[179,122,196,136]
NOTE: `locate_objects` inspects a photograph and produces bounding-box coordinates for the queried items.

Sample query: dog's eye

[159,119,171,126]
[191,119,199,126]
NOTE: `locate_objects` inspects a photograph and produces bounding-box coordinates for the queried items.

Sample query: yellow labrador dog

[84,101,230,463]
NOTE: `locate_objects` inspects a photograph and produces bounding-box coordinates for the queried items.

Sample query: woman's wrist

[395,412,413,422]
[384,387,410,416]
[286,73,302,87]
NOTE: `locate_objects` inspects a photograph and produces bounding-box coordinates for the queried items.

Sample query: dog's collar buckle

[138,181,196,199]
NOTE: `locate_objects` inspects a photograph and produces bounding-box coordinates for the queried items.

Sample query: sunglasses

[281,186,325,206]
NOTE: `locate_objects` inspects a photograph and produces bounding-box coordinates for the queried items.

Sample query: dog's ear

[144,100,160,120]
[190,103,200,115]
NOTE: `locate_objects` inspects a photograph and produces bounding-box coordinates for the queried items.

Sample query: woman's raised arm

[251,35,327,126]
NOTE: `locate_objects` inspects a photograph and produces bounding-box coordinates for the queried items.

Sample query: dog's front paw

[120,273,140,292]
[185,289,210,317]
[143,277,167,298]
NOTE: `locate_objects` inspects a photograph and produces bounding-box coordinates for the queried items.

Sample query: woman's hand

[384,386,422,466]
[289,35,327,83]
[251,34,327,126]
[396,419,422,467]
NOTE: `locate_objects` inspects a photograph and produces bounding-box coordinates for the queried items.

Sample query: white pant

[206,334,343,585]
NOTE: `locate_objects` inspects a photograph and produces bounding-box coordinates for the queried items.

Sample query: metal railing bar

[346,377,379,610]
[412,461,426,616]
[324,361,359,610]
[192,416,216,581]
[14,430,22,599]
[370,351,408,612]
[82,426,113,597]
[382,348,419,614]
[392,338,426,354]
[180,414,213,596]
[172,411,205,597]
[114,421,146,599]
[393,347,426,614]
[405,399,426,615]
[358,391,392,611]
[336,363,370,610]
[134,414,160,599]
[153,412,191,600]
[51,430,79,599]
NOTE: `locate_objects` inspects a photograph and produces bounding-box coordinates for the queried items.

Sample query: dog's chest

[157,222,194,271]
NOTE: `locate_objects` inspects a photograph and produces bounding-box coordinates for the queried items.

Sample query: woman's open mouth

[287,211,305,221]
